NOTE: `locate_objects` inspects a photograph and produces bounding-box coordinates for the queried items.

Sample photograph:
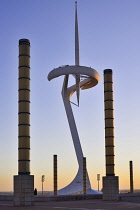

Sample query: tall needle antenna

[75,1,80,65]
[75,1,80,106]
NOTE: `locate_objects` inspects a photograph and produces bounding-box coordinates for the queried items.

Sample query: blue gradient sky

[0,0,140,192]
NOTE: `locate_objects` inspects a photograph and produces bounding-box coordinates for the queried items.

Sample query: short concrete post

[83,157,86,194]
[97,174,100,191]
[54,155,57,195]
[129,161,134,193]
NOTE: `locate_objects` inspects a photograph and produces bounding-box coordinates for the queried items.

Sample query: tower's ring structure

[48,65,100,90]
[48,65,100,195]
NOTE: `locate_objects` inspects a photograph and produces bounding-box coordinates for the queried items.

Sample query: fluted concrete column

[18,39,30,175]
[14,39,34,206]
[129,161,134,193]
[83,157,87,195]
[103,69,119,200]
[54,155,57,195]
[104,69,115,176]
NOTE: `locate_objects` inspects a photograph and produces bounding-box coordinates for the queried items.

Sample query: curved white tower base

[58,167,101,195]
[58,167,89,195]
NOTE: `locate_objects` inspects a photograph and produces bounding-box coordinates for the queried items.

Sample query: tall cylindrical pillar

[54,155,57,195]
[104,69,115,176]
[83,157,86,194]
[129,161,134,193]
[14,39,34,206]
[18,39,30,175]
[103,69,119,200]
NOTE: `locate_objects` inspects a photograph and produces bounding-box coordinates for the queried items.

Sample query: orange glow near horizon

[1,165,140,192]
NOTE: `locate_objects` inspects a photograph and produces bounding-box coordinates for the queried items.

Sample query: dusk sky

[0,0,140,192]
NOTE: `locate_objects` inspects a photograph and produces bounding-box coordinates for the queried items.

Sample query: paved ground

[1,200,140,210]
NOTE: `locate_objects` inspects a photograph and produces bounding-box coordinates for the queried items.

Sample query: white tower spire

[75,1,80,106]
[75,1,80,65]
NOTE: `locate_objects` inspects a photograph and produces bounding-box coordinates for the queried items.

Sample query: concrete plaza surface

[1,200,140,210]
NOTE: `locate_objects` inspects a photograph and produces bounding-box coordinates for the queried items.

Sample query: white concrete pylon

[48,2,101,195]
